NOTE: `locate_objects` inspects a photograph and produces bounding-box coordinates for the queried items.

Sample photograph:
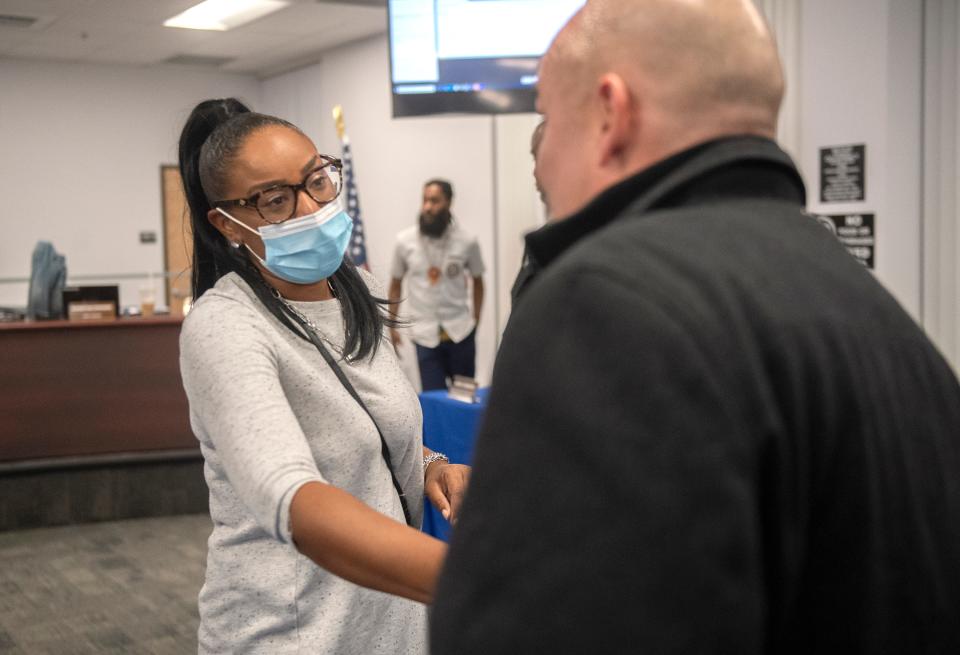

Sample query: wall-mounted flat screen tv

[388,0,585,117]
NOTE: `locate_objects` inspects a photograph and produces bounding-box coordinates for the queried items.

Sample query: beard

[419,209,452,238]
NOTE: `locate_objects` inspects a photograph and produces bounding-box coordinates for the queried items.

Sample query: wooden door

[161,166,192,314]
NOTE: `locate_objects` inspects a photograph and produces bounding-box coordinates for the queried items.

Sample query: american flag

[340,136,369,270]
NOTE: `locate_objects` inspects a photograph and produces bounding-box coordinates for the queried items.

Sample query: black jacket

[431,136,960,654]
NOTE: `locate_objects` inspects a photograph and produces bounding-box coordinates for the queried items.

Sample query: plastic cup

[139,285,156,317]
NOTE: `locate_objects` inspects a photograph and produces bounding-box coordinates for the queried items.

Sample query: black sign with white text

[816,213,875,269]
[820,144,866,203]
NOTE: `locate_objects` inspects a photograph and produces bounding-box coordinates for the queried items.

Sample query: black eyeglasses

[216,156,343,224]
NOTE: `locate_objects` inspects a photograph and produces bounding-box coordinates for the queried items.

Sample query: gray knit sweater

[179,271,427,654]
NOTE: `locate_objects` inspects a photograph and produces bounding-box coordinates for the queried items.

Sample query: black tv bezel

[391,86,537,117]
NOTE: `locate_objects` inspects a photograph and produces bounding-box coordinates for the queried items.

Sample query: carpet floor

[0,514,209,654]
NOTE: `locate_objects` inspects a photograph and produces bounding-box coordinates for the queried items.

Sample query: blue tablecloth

[419,387,489,541]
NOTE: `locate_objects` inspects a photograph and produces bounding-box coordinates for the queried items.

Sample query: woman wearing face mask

[177,98,468,654]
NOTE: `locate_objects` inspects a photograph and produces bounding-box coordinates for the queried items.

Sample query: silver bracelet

[423,451,449,469]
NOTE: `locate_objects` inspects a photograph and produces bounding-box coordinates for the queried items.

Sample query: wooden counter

[0,316,195,463]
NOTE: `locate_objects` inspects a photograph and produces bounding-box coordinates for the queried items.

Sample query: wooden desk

[0,316,194,463]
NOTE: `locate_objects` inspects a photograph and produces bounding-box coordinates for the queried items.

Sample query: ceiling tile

[0,28,29,54]
[87,28,215,65]
[0,0,386,76]
[248,3,384,37]
[6,32,103,59]
[72,0,200,26]
[0,0,81,16]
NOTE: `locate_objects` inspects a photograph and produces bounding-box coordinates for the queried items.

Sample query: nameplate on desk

[447,375,479,403]
[68,301,117,321]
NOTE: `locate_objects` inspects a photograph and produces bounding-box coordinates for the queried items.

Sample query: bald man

[431,1,960,653]
[508,120,548,307]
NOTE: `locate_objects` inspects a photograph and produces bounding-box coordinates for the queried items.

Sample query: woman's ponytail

[177,98,251,298]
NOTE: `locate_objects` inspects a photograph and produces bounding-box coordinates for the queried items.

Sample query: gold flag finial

[332,105,345,141]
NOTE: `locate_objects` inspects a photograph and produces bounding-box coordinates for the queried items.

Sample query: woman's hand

[424,462,471,524]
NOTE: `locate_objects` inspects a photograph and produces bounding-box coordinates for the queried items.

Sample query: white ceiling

[0,0,388,78]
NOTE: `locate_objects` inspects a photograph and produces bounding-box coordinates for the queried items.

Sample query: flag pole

[333,105,346,142]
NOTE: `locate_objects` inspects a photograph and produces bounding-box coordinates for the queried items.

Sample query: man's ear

[596,72,637,168]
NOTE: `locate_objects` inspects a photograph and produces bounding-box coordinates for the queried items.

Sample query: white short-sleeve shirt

[390,222,485,348]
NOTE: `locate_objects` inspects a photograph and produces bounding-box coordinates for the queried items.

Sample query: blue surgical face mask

[218,200,354,285]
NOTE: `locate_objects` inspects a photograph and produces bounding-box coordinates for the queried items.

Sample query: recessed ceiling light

[163,0,290,32]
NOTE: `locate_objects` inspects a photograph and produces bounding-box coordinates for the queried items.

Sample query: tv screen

[388,0,585,117]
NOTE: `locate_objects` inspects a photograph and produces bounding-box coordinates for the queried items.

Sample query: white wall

[261,35,542,387]
[922,0,960,373]
[799,0,924,319]
[0,59,261,309]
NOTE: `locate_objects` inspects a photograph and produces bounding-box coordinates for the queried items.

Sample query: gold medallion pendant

[427,266,441,285]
